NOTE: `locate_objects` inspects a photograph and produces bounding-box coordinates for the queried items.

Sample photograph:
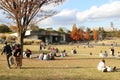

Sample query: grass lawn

[0,44,120,80]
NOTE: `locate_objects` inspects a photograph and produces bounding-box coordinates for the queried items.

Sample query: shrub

[23,39,43,45]
[6,35,16,43]
[33,40,43,44]
[0,34,6,39]
[24,39,33,45]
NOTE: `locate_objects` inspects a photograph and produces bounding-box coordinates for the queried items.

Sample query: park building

[10,28,70,44]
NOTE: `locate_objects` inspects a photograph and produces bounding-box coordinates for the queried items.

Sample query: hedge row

[24,39,43,45]
[0,34,16,43]
[0,34,43,45]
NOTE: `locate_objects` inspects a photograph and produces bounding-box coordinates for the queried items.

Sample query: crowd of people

[38,45,68,60]
[99,47,120,58]
[0,42,119,72]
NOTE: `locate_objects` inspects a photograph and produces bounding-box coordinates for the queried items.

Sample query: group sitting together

[39,52,55,60]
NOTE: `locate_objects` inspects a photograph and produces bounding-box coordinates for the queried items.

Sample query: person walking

[13,44,22,69]
[1,42,12,69]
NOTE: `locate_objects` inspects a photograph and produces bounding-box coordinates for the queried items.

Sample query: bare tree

[0,0,65,65]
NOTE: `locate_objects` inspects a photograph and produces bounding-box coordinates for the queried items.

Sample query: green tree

[116,30,120,37]
[58,27,64,32]
[0,24,10,33]
[98,27,106,39]
[29,24,39,31]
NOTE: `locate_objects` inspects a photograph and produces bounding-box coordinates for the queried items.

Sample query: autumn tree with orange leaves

[84,29,90,41]
[78,28,83,40]
[93,29,98,42]
[71,24,80,41]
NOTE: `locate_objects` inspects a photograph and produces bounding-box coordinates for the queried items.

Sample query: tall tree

[98,27,106,40]
[58,27,64,32]
[0,0,65,66]
[84,29,90,41]
[78,28,83,40]
[71,24,79,41]
[93,29,98,42]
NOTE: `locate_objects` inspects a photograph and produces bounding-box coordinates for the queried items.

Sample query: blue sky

[39,0,120,30]
[0,0,120,31]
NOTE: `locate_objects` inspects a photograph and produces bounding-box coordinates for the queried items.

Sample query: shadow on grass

[56,57,116,61]
[20,66,83,69]
[0,74,106,80]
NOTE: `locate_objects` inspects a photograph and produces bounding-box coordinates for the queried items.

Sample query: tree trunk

[18,31,25,67]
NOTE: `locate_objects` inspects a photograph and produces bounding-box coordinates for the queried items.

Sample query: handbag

[9,56,14,65]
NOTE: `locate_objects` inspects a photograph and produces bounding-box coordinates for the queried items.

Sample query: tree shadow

[20,66,82,69]
[56,57,116,61]
[0,75,104,80]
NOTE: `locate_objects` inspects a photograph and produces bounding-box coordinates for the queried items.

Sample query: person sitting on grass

[116,52,120,58]
[60,51,65,57]
[97,59,116,72]
[43,53,48,60]
[48,52,55,60]
[103,51,108,57]
[39,53,44,60]
[25,48,32,58]
[63,49,68,56]
[99,50,103,57]
[71,49,77,54]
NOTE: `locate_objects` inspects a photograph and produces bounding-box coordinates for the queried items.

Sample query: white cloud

[39,1,120,29]
[76,1,120,22]
[0,1,120,30]
[38,9,77,27]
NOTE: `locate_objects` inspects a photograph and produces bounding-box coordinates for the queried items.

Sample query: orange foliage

[78,29,83,40]
[93,29,98,41]
[84,29,90,40]
[71,24,80,41]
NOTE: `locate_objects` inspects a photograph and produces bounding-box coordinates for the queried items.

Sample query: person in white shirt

[116,52,120,58]
[99,50,103,57]
[97,59,106,72]
[97,59,116,72]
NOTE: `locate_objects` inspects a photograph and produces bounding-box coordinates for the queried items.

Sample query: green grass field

[0,44,120,80]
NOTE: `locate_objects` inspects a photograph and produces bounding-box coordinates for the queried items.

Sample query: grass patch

[0,44,120,80]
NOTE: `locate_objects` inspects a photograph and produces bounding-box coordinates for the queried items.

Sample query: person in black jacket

[1,42,12,69]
